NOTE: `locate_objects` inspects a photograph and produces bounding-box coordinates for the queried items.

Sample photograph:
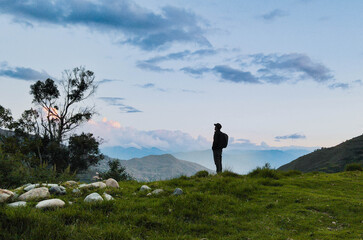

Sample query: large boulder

[36,199,65,209]
[49,186,66,195]
[84,193,103,203]
[18,187,50,201]
[105,178,119,188]
[0,189,14,203]
[8,201,27,208]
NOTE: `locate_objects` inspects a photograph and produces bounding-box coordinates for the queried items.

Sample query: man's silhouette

[212,123,224,173]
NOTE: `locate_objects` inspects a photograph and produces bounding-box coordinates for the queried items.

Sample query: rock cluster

[2,179,184,210]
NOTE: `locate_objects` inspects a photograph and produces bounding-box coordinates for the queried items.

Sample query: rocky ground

[0,178,183,209]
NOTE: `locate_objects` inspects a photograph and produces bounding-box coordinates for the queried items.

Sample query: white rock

[84,193,103,202]
[140,185,151,191]
[151,189,164,195]
[91,182,106,189]
[79,184,90,189]
[173,188,183,196]
[24,184,40,192]
[0,189,14,203]
[18,187,50,201]
[8,201,27,208]
[105,178,119,188]
[146,193,152,196]
[36,199,65,209]
[103,193,114,201]
[43,183,58,188]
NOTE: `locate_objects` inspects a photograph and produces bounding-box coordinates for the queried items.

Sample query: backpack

[221,132,228,148]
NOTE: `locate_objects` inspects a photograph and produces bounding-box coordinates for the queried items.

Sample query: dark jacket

[212,130,224,150]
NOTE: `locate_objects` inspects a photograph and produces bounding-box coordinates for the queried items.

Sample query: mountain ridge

[278,134,363,172]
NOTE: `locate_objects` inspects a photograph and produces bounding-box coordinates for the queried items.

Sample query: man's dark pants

[213,149,222,173]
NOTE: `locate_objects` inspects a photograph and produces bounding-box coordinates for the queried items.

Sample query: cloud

[212,65,260,83]
[145,49,218,64]
[136,61,173,72]
[275,133,306,141]
[0,0,211,50]
[97,79,121,85]
[85,119,210,152]
[328,82,350,90]
[135,83,167,92]
[0,62,50,81]
[136,48,218,72]
[98,97,141,113]
[180,66,211,76]
[260,9,288,21]
[252,53,334,83]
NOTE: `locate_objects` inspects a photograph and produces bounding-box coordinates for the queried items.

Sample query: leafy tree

[30,67,96,143]
[68,133,104,172]
[100,159,132,181]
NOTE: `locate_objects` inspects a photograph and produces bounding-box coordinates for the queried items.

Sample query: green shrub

[280,170,302,177]
[345,163,363,171]
[194,170,209,178]
[220,170,240,178]
[248,163,279,179]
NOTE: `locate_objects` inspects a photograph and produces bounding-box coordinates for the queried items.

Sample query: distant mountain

[173,148,312,174]
[101,146,167,160]
[80,154,212,182]
[278,134,363,173]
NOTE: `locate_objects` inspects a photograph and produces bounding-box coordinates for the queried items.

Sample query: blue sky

[0,0,362,152]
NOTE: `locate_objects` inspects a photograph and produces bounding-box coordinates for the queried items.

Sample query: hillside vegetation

[1,170,362,240]
[279,134,363,173]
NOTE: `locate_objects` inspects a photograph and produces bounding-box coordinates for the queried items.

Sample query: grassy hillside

[1,170,362,240]
[279,134,363,173]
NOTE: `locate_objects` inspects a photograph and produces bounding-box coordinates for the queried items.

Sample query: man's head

[214,123,222,131]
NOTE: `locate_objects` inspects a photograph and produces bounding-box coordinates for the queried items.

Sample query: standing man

[212,123,224,173]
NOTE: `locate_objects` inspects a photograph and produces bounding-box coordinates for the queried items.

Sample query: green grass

[0,171,362,240]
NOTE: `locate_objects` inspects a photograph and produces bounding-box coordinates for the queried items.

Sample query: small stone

[103,193,114,201]
[151,189,164,195]
[36,199,65,209]
[64,180,78,187]
[72,188,81,194]
[24,184,40,192]
[140,185,151,191]
[84,192,103,202]
[91,182,107,189]
[173,188,183,196]
[105,178,119,188]
[146,193,152,196]
[18,187,50,201]
[49,186,66,195]
[8,201,27,208]
[0,189,14,203]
